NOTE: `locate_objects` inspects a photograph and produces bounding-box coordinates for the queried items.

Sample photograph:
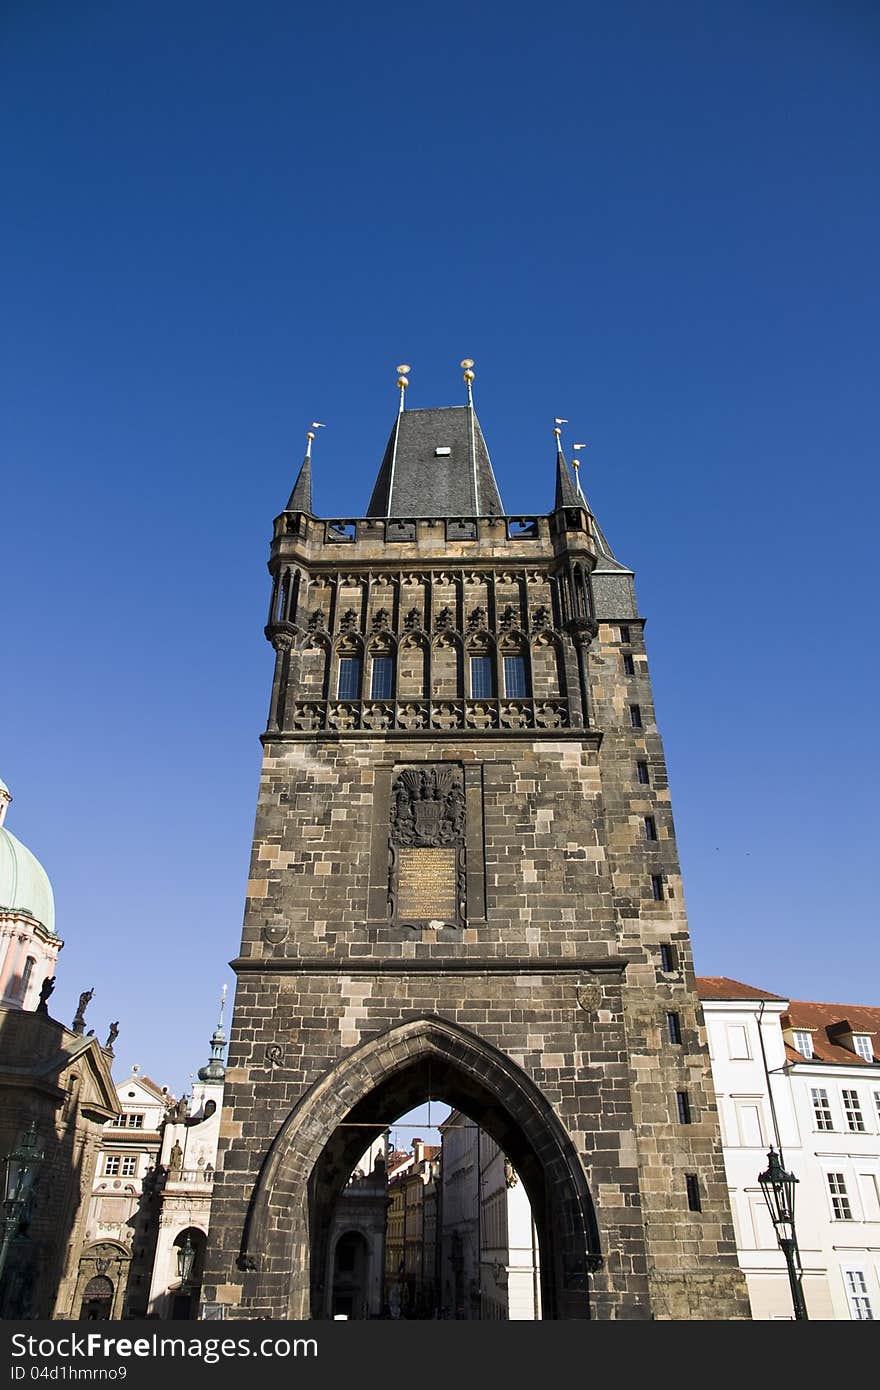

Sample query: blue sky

[2,2,878,1094]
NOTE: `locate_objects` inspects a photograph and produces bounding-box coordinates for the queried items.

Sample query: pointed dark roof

[554,450,581,508]
[286,453,313,513]
[366,406,504,517]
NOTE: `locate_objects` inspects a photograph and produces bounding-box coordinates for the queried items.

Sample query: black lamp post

[758,1146,808,1320]
[0,1121,45,1295]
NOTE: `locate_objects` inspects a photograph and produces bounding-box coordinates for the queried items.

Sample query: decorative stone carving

[391,767,465,848]
[567,616,599,648]
[499,604,518,629]
[261,922,288,946]
[403,607,422,631]
[306,609,325,631]
[362,703,392,731]
[372,608,391,630]
[466,702,496,730]
[531,605,550,630]
[265,1044,284,1070]
[435,606,454,630]
[535,702,566,729]
[431,702,462,731]
[269,627,296,652]
[500,702,529,729]
[292,703,324,730]
[328,703,358,730]
[397,703,428,730]
[467,606,486,630]
[339,609,359,633]
[576,982,602,1013]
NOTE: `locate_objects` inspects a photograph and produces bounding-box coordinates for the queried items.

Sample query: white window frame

[853,1034,874,1062]
[792,1029,813,1058]
[826,1171,853,1221]
[843,1089,865,1133]
[120,1155,137,1177]
[811,1086,834,1131]
[104,1155,121,1176]
[733,1097,765,1148]
[843,1268,874,1320]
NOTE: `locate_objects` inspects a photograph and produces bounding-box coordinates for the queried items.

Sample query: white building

[148,998,226,1318]
[0,778,62,1010]
[698,976,880,1321]
[438,1110,540,1320]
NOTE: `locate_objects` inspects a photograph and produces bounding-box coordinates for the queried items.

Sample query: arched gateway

[202,374,749,1320]
[238,1018,600,1319]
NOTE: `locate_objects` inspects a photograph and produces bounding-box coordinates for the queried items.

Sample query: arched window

[17,957,36,1000]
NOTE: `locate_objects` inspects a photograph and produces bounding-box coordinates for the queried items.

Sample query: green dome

[0,825,56,935]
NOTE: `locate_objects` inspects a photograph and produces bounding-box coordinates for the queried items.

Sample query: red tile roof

[782,1000,880,1066]
[696,976,786,1002]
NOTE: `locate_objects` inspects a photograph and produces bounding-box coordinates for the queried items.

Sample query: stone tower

[202,368,749,1320]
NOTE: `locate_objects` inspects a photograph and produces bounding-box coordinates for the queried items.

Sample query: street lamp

[0,1121,45,1295]
[177,1232,197,1285]
[758,1146,808,1320]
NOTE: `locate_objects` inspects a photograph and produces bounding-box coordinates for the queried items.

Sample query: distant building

[324,1136,387,1319]
[699,977,880,1320]
[438,1111,539,1320]
[0,777,120,1319]
[384,1140,439,1317]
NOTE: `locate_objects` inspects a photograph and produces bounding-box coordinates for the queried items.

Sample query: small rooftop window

[434,447,451,456]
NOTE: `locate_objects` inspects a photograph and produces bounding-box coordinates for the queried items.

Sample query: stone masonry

[201,397,750,1320]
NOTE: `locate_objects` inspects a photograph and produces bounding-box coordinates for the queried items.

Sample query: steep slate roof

[554,451,581,508]
[696,976,787,1002]
[366,406,504,517]
[286,452,313,513]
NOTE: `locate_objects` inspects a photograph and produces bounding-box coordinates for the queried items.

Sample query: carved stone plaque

[397,847,458,920]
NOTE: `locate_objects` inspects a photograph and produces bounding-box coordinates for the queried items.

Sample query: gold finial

[461,358,475,406]
[396,364,411,412]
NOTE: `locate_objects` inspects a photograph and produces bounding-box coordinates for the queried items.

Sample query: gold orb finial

[461,357,475,384]
[396,363,411,389]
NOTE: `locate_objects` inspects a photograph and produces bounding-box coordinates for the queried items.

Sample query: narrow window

[623,652,635,676]
[660,943,677,973]
[667,1011,682,1044]
[811,1087,834,1131]
[619,625,631,644]
[629,704,642,728]
[16,956,36,999]
[874,1091,880,1128]
[651,873,665,901]
[337,657,361,700]
[470,655,494,699]
[844,1270,874,1321]
[792,1030,813,1059]
[827,1172,853,1220]
[843,1090,865,1133]
[637,760,650,784]
[503,655,528,698]
[644,815,658,841]
[370,655,394,700]
[853,1034,874,1062]
[676,1091,692,1124]
[685,1174,702,1212]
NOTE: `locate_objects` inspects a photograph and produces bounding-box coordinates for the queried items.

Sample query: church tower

[202,365,749,1320]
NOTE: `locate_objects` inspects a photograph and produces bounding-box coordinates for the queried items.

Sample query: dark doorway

[79,1275,113,1320]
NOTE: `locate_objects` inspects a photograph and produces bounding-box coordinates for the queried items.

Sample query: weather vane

[553,417,568,450]
[571,442,588,498]
[396,364,411,412]
[305,421,326,457]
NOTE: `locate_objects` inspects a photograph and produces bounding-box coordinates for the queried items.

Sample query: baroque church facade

[202,368,750,1319]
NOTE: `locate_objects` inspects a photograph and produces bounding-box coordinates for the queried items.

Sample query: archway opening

[79,1275,113,1321]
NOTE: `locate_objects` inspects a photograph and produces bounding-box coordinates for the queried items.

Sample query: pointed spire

[286,424,324,513]
[553,420,581,508]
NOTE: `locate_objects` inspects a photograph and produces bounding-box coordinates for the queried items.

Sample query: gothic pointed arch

[237,1015,601,1319]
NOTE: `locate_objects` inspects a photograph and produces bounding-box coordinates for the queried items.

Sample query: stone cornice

[230,955,629,975]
